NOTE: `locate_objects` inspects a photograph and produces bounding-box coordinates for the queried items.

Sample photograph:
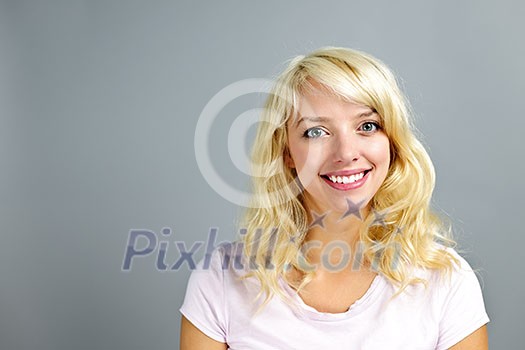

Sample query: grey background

[1,0,523,349]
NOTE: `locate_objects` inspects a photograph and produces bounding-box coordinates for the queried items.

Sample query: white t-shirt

[180,244,489,350]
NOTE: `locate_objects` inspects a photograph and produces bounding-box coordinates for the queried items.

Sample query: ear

[283,147,295,169]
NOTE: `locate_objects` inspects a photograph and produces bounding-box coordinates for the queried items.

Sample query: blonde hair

[239,46,458,309]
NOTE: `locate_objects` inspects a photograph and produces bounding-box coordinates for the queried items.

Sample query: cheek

[368,136,391,169]
[288,141,327,188]
[288,141,322,171]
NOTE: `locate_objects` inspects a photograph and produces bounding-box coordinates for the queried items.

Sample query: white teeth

[327,172,365,184]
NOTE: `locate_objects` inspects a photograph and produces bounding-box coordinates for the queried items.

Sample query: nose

[332,132,360,164]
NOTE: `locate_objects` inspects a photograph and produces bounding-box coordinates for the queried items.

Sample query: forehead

[288,84,375,126]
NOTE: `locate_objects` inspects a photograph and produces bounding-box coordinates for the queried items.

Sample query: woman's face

[285,84,390,216]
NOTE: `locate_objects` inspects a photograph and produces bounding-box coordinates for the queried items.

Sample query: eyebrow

[294,110,376,127]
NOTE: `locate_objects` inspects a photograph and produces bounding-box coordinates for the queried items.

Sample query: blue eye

[360,122,380,133]
[303,127,327,138]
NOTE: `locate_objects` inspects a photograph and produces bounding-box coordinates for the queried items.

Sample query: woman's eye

[360,122,380,133]
[303,127,327,138]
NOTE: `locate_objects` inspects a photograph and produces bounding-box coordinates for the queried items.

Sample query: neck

[302,205,371,267]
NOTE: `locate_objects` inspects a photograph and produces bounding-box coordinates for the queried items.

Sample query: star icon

[340,197,365,221]
[370,209,388,228]
[309,210,328,229]
[287,232,300,245]
[393,226,403,236]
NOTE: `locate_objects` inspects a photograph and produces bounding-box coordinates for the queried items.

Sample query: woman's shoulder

[423,246,490,348]
[409,243,483,295]
[193,241,251,278]
[432,243,477,275]
[180,244,246,344]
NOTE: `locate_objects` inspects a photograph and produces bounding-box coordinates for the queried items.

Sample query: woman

[180,47,489,349]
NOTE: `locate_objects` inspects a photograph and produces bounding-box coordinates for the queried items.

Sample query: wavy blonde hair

[239,46,458,309]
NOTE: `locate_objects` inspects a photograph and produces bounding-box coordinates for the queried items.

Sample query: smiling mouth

[321,170,371,184]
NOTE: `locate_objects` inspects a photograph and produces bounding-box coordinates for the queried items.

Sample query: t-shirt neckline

[278,273,387,322]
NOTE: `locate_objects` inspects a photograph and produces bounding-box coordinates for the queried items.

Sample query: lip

[321,169,371,191]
